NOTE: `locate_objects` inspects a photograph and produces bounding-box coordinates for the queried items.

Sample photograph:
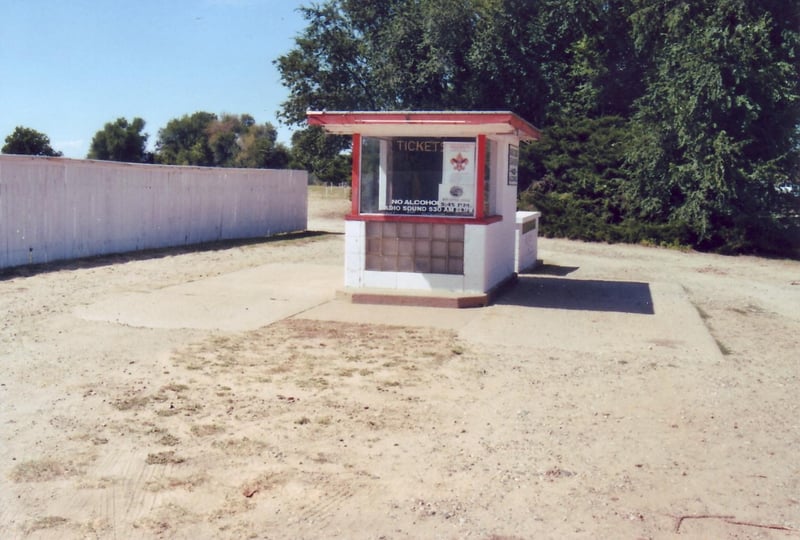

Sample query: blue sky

[0,0,309,158]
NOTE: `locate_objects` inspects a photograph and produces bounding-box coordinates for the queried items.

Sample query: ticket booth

[307,111,540,307]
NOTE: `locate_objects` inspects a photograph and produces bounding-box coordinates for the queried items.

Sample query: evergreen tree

[626,0,800,252]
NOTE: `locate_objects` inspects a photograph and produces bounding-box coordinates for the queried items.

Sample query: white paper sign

[440,141,476,215]
[442,142,475,185]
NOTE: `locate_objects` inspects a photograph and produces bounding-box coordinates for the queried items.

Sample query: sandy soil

[1,186,799,539]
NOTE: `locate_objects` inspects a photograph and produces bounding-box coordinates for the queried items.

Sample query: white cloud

[54,139,86,159]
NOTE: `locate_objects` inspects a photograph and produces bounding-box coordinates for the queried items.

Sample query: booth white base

[344,218,515,295]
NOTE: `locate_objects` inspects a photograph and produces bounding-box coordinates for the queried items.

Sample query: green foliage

[365,0,480,109]
[289,127,351,184]
[277,0,800,256]
[519,116,677,244]
[275,3,378,126]
[2,126,62,156]
[626,0,800,253]
[235,123,290,169]
[155,112,289,169]
[276,0,649,186]
[88,117,149,163]
[155,112,217,166]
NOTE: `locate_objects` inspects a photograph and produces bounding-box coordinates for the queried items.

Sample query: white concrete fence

[0,155,308,270]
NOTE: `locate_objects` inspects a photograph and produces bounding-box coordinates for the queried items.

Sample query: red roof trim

[307,111,540,140]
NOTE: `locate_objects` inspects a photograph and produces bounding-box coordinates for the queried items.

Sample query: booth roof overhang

[306,110,541,141]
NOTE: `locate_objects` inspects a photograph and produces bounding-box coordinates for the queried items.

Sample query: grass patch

[690,300,732,356]
[729,303,765,315]
[190,424,224,437]
[25,516,68,533]
[308,184,351,200]
[10,459,77,482]
[162,383,189,393]
[715,338,733,356]
[146,451,185,465]
[145,474,207,492]
[113,395,150,411]
[158,434,181,446]
[211,437,268,456]
[298,377,329,389]
[695,305,711,321]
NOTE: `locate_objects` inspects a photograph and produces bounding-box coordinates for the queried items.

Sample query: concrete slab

[459,280,721,358]
[74,254,721,363]
[74,263,340,331]
[298,277,722,361]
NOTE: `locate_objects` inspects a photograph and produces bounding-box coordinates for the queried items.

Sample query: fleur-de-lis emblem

[450,153,468,171]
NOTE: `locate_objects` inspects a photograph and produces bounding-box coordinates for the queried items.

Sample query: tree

[276,0,643,127]
[626,0,800,252]
[520,116,648,242]
[275,0,544,185]
[275,2,379,126]
[275,0,645,178]
[206,113,243,167]
[2,126,62,156]
[289,127,351,184]
[277,0,800,255]
[155,111,217,166]
[235,122,291,169]
[155,112,290,169]
[88,117,149,163]
[545,0,644,119]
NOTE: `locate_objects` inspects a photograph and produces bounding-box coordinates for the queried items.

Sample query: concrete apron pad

[74,263,340,331]
[460,280,722,360]
[299,279,722,362]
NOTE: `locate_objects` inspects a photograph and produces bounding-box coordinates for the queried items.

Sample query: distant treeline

[2,113,349,186]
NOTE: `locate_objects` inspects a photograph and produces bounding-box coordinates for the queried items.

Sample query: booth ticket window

[360,136,479,218]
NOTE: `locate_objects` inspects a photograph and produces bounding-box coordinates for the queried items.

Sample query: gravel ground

[1,186,798,539]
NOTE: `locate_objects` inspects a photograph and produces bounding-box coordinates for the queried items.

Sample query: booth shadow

[496,275,655,315]
[0,230,336,282]
[523,263,580,277]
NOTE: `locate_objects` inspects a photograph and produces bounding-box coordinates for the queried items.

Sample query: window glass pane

[360,136,476,217]
[359,136,380,213]
[484,140,493,216]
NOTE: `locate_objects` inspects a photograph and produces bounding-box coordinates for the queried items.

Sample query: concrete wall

[0,155,307,270]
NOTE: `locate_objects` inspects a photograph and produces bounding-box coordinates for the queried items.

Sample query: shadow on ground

[497,275,655,315]
[0,230,337,281]
[523,263,580,277]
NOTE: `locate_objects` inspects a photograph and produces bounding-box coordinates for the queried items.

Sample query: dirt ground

[1,186,799,539]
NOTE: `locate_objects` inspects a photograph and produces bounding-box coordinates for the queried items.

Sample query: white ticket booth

[307,111,540,307]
